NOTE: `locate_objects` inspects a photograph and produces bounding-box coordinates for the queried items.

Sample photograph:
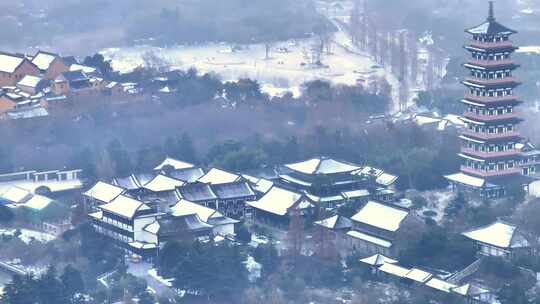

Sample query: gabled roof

[155,214,213,236]
[425,278,457,293]
[83,181,125,203]
[351,201,409,232]
[167,167,205,183]
[23,194,54,211]
[0,186,32,204]
[31,51,58,71]
[247,186,311,216]
[212,182,255,199]
[112,175,142,191]
[359,254,397,266]
[462,220,529,249]
[177,183,218,202]
[170,199,221,222]
[17,75,43,89]
[99,195,151,219]
[58,70,88,83]
[154,157,195,171]
[242,174,274,194]
[143,174,185,192]
[0,53,26,73]
[451,283,489,296]
[314,215,352,230]
[197,168,242,184]
[284,157,361,175]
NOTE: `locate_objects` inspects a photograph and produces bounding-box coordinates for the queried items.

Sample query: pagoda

[445,2,533,198]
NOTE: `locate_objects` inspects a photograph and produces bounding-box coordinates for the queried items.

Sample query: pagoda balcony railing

[460,148,520,158]
[463,111,519,121]
[462,130,520,140]
[460,166,521,177]
[464,77,518,85]
[463,94,518,103]
[468,40,514,49]
[467,59,514,67]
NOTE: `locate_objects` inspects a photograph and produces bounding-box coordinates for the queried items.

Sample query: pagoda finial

[488,1,495,21]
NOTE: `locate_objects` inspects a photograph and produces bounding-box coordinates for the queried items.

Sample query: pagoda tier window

[498,163,505,171]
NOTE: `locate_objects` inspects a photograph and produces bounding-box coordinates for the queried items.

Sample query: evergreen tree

[36,266,68,304]
[61,265,85,301]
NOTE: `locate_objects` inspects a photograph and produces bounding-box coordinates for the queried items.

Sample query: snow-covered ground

[0,228,56,244]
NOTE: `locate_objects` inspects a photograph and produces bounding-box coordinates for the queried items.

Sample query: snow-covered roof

[31,52,57,71]
[198,168,241,185]
[170,200,220,222]
[462,220,529,249]
[88,211,103,220]
[341,189,370,199]
[0,53,25,73]
[242,175,274,194]
[425,278,457,293]
[69,64,97,74]
[83,181,125,203]
[359,254,397,266]
[346,230,393,248]
[375,173,398,187]
[99,195,151,219]
[154,157,194,171]
[168,167,205,183]
[351,201,409,232]
[129,241,157,249]
[23,194,54,210]
[378,263,410,277]
[444,172,485,188]
[284,157,361,175]
[0,186,32,204]
[314,215,352,230]
[144,221,160,234]
[213,182,255,199]
[143,174,185,192]
[405,268,433,283]
[451,283,489,296]
[247,186,307,216]
[414,115,441,126]
[279,174,312,187]
[17,75,42,88]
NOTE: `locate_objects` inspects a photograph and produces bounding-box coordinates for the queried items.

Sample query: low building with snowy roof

[348,200,422,257]
[462,220,531,258]
[31,50,70,80]
[0,52,40,87]
[354,166,399,189]
[170,199,239,236]
[16,75,46,95]
[247,185,314,228]
[20,194,70,234]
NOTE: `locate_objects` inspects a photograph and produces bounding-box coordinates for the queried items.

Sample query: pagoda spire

[487,1,495,21]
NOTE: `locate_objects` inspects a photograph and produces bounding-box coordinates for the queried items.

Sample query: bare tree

[287,209,304,258]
